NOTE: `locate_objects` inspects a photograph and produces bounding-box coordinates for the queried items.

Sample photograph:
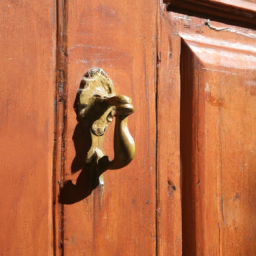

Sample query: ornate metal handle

[75,68,135,185]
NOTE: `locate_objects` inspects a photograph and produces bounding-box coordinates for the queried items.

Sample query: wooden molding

[164,0,256,29]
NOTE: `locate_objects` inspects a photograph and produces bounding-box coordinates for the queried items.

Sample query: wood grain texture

[156,4,182,256]
[0,0,56,255]
[162,12,256,255]
[57,0,157,255]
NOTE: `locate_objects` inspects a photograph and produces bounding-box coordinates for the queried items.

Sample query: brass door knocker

[75,67,135,185]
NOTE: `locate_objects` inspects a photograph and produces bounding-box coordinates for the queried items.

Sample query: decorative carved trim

[164,0,256,30]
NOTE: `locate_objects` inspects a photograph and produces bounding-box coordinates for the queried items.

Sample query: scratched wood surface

[156,4,183,256]
[160,10,256,255]
[56,0,157,255]
[0,0,56,255]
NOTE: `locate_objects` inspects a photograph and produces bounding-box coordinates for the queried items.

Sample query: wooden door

[1,0,256,255]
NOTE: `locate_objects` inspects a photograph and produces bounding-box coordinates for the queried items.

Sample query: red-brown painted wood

[160,10,256,255]
[181,35,256,255]
[2,0,256,255]
[56,1,158,255]
[0,0,56,255]
[156,4,182,256]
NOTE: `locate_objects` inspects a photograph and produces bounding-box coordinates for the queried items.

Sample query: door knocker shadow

[58,122,99,204]
[58,72,105,205]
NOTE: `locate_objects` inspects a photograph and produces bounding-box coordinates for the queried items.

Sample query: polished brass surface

[75,67,135,185]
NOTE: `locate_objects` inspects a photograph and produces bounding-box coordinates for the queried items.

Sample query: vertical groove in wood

[180,39,197,256]
[155,1,161,256]
[54,0,68,254]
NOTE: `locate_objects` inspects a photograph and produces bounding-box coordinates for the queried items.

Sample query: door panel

[159,11,256,255]
[181,37,256,255]
[0,0,56,255]
[56,1,158,255]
